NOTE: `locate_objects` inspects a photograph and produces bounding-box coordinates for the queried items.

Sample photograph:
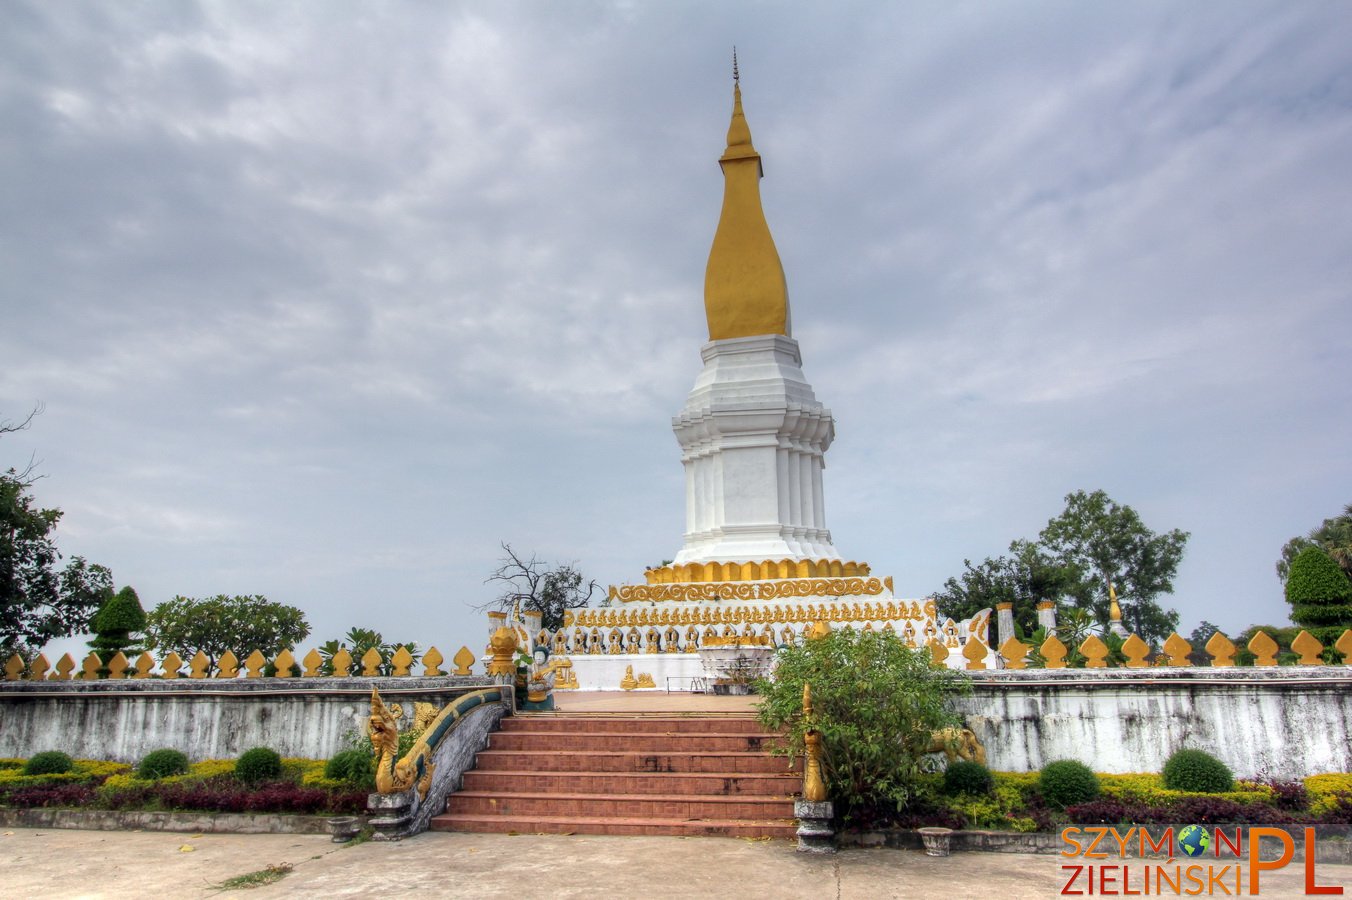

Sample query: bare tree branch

[472,542,598,630]
[1,404,45,484]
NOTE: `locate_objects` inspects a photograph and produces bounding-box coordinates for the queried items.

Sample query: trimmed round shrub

[324,749,375,789]
[22,751,74,776]
[1162,749,1234,793]
[1039,760,1101,809]
[235,747,282,785]
[137,748,189,780]
[942,760,994,796]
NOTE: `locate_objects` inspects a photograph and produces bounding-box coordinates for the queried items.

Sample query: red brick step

[461,769,797,795]
[471,749,795,773]
[431,714,801,840]
[489,730,777,753]
[432,813,798,839]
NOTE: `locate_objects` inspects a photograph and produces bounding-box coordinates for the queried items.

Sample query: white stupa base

[559,653,709,693]
[672,334,841,565]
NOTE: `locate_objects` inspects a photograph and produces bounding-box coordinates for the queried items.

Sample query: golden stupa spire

[703,53,791,341]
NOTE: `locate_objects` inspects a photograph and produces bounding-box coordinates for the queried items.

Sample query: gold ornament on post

[802,683,828,803]
[487,626,519,677]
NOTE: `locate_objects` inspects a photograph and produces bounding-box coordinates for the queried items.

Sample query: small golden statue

[921,726,987,766]
[802,683,828,802]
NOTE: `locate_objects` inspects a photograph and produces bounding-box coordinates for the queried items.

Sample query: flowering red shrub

[97,778,367,815]
[1064,798,1160,825]
[1169,796,1295,825]
[5,773,365,816]
[1261,780,1309,812]
[1,783,96,808]
[1065,796,1303,826]
[1320,793,1352,825]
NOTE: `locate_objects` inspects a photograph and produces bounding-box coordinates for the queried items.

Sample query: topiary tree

[1162,748,1234,793]
[1285,546,1352,645]
[755,627,969,823]
[88,586,146,667]
[1039,759,1100,809]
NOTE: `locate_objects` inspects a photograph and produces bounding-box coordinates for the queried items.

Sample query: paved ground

[4,828,1347,899]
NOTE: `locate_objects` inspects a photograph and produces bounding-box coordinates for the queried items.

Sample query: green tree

[1187,620,1221,666]
[755,628,968,824]
[933,539,1078,636]
[1277,504,1352,585]
[317,627,420,676]
[481,543,598,631]
[1284,546,1352,645]
[1234,624,1301,666]
[143,594,310,665]
[88,586,146,664]
[1037,490,1188,644]
[2,412,114,659]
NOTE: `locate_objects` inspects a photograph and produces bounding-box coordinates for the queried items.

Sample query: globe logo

[1178,824,1210,858]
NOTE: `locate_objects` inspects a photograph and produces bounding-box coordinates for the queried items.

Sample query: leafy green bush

[755,628,969,822]
[1039,760,1100,809]
[235,747,282,785]
[324,750,375,789]
[136,749,189,780]
[22,751,75,776]
[943,760,994,796]
[1285,546,1352,644]
[1162,749,1234,793]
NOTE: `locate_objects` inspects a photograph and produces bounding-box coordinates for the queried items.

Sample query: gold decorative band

[644,558,871,585]
[569,595,935,630]
[611,575,892,604]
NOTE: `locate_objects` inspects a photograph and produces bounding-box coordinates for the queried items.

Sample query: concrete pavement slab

[3,827,1347,899]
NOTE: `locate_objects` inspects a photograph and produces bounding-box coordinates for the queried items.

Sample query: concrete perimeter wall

[956,667,1352,780]
[2,668,1349,779]
[0,676,498,762]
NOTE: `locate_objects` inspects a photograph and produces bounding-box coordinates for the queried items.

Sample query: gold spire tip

[732,47,739,86]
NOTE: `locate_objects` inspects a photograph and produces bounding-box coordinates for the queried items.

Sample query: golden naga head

[368,687,399,753]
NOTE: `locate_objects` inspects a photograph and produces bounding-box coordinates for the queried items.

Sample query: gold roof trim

[644,558,871,584]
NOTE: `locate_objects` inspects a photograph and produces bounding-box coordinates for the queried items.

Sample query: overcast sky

[3,1,1350,661]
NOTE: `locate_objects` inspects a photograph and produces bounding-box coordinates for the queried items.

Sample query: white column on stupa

[672,333,839,564]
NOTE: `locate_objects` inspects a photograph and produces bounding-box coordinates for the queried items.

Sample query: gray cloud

[2,1,1350,659]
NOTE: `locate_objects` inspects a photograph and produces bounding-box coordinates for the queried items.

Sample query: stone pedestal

[918,826,953,857]
[366,788,415,842]
[794,799,835,853]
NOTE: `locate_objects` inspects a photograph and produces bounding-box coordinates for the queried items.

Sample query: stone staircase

[430,714,799,838]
